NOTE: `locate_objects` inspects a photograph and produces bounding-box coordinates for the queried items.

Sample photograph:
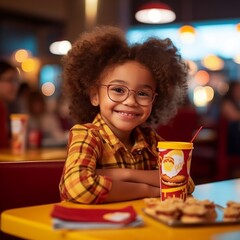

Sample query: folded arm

[101,180,160,203]
[96,168,195,203]
[96,168,160,187]
[95,168,161,203]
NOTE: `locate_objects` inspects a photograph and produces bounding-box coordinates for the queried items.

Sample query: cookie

[143,198,161,208]
[223,206,240,222]
[181,204,208,223]
[163,197,185,209]
[199,199,217,221]
[226,201,240,211]
[155,200,181,222]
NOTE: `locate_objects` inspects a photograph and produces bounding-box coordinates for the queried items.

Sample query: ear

[89,87,99,106]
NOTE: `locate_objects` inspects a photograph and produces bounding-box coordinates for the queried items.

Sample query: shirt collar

[92,114,150,152]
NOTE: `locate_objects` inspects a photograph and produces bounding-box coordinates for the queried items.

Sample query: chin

[116,124,136,132]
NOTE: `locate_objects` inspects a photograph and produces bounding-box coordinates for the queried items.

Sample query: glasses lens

[136,89,154,106]
[108,85,128,102]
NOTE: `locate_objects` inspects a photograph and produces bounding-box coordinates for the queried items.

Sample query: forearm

[102,180,160,203]
[96,168,160,187]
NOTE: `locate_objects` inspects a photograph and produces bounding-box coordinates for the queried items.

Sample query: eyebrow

[109,79,127,85]
[109,79,154,90]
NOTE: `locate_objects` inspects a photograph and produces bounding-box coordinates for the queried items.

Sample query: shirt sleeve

[59,125,112,204]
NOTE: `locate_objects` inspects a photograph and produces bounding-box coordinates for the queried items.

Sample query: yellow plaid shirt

[59,114,195,204]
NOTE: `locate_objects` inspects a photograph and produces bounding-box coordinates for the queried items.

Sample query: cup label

[159,148,192,201]
[10,114,28,153]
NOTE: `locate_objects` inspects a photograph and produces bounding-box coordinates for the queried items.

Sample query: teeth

[118,111,137,116]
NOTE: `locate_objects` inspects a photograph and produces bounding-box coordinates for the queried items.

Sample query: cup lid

[158,141,193,149]
[10,114,29,119]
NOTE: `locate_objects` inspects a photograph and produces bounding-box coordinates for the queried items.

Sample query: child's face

[90,61,156,139]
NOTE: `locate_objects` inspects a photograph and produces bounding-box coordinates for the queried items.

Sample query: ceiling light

[135,1,176,24]
[236,23,240,32]
[49,40,72,55]
[179,25,196,43]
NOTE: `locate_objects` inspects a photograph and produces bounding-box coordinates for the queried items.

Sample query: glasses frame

[100,84,158,106]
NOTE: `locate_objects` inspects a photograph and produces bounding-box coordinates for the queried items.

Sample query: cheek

[99,91,112,104]
[99,97,114,108]
[143,106,153,119]
[99,95,118,111]
[146,105,153,114]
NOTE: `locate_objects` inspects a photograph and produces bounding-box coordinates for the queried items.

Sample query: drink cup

[28,129,42,148]
[158,141,193,201]
[10,114,29,153]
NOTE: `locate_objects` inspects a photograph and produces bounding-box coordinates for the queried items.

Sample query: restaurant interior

[1,1,240,239]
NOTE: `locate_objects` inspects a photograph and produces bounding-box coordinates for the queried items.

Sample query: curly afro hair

[62,25,189,125]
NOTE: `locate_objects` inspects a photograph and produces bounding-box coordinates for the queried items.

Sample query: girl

[59,26,195,204]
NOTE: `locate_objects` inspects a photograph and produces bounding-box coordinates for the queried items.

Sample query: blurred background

[1,0,240,184]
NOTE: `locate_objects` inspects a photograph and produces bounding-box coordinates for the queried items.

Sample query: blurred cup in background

[10,114,29,153]
[28,128,42,149]
[158,141,193,201]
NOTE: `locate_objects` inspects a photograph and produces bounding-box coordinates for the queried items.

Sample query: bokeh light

[204,86,214,102]
[41,82,56,96]
[15,49,29,63]
[21,58,40,73]
[49,40,72,55]
[236,23,240,32]
[233,54,240,64]
[186,60,198,76]
[193,86,214,107]
[194,70,210,85]
[201,55,224,71]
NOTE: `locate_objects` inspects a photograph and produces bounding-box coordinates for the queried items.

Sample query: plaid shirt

[59,114,195,204]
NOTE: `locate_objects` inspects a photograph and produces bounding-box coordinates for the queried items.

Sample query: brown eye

[109,85,127,95]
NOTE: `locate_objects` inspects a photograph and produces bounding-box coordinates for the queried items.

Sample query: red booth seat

[0,160,65,214]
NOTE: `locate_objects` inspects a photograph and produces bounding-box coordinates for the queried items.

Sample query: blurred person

[221,81,240,120]
[55,94,74,131]
[27,90,69,148]
[220,81,240,155]
[8,81,31,114]
[203,92,222,128]
[0,59,20,148]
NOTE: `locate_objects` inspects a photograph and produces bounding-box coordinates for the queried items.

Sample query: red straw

[190,126,203,143]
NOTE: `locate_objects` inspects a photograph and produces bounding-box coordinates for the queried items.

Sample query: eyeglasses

[100,84,158,106]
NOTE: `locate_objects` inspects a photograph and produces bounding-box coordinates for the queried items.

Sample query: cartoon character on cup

[159,149,188,201]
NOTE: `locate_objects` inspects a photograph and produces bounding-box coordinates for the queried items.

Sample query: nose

[122,90,138,106]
